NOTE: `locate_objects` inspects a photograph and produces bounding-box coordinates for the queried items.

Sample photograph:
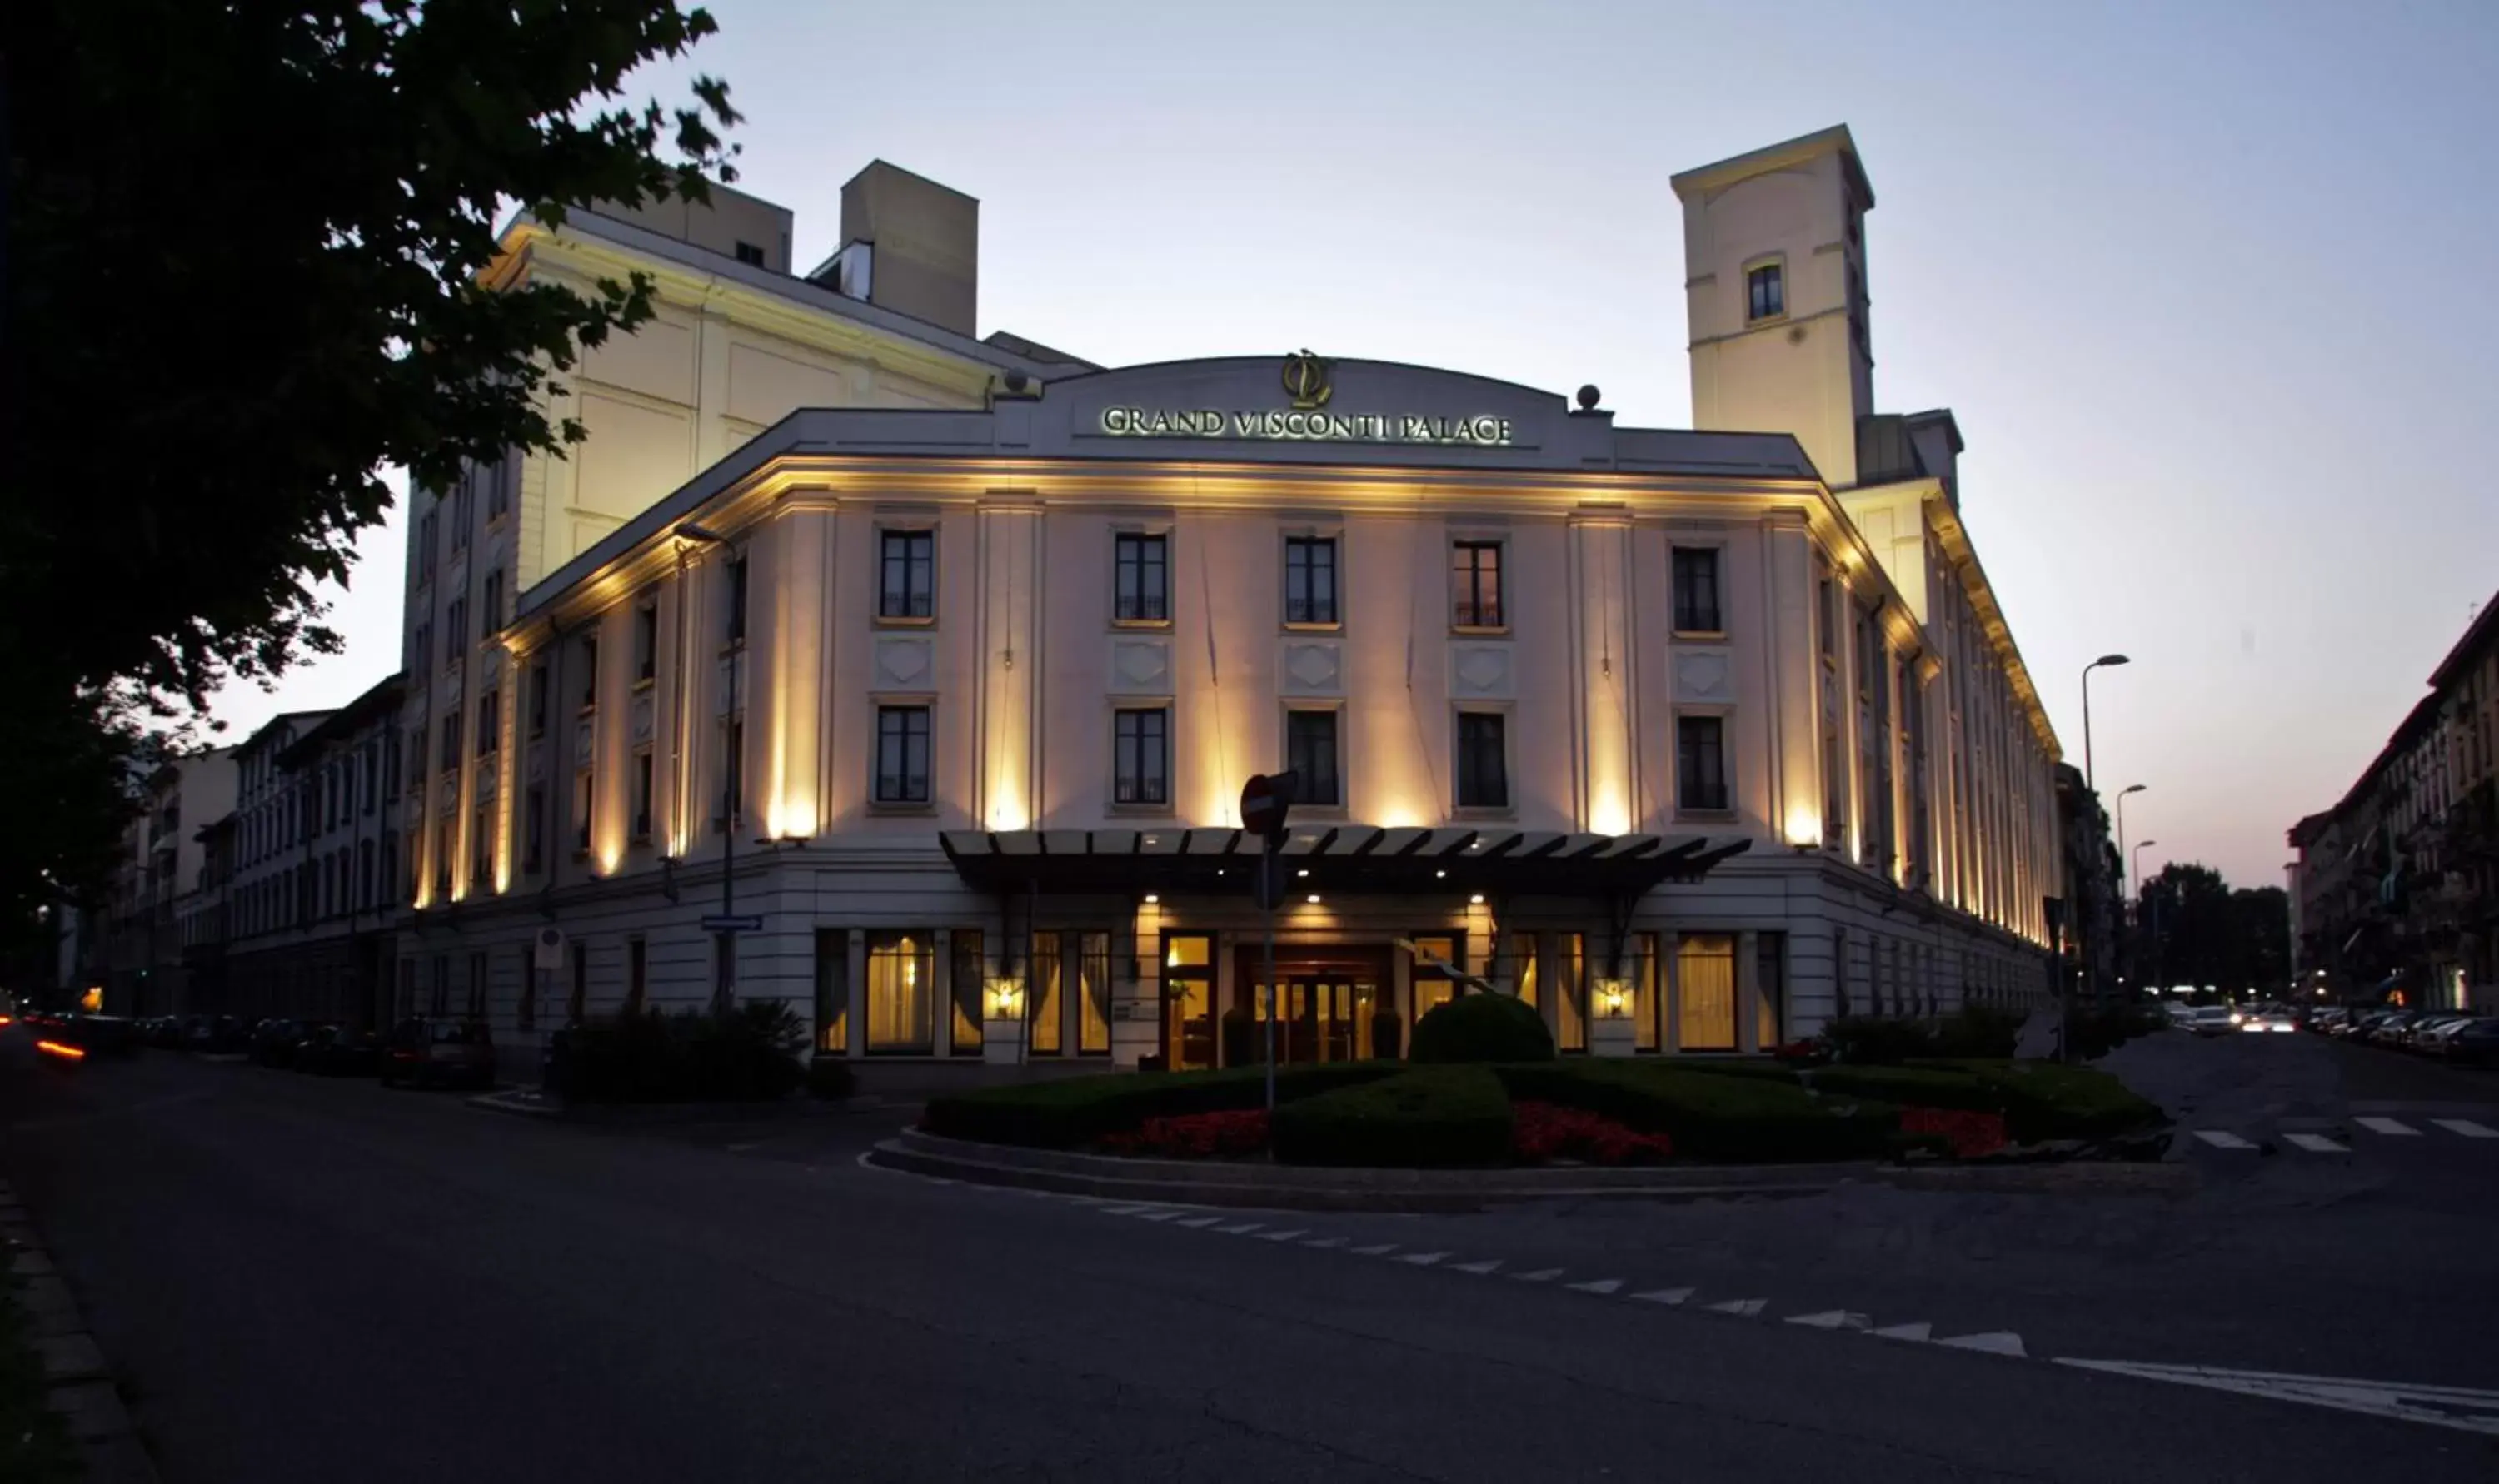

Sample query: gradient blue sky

[213,0,2499,890]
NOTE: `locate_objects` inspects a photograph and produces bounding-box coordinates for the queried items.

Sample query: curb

[870,1130,1850,1212]
[467,1090,905,1123]
[1,1180,163,1484]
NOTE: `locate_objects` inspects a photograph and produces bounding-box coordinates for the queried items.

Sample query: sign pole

[1237,769,1299,1118]
[1264,859,1277,1115]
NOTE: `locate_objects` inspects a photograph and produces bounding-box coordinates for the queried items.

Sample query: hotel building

[394,127,2065,1072]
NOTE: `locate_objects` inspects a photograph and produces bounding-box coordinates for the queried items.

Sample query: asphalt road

[2,1027,2494,1482]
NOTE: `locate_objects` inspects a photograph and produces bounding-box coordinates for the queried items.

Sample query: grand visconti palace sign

[1096,351,1518,447]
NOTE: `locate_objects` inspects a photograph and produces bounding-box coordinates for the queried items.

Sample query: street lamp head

[676,521,726,545]
[2122,784,2147,796]
[2095,653,2131,668]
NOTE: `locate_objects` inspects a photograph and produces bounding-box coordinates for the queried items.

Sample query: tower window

[1748,263,1784,321]
[733,242,766,266]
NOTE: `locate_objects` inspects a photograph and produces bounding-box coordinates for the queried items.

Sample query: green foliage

[2135,864,2291,995]
[1823,1005,2025,1064]
[1220,1008,1257,1068]
[1905,1058,2163,1142]
[1269,1066,1515,1168]
[1369,1010,1404,1063]
[1498,1063,1898,1163]
[923,1062,1400,1149]
[0,1277,80,1483]
[806,1056,859,1101]
[2,1,740,952]
[1409,993,1556,1064]
[1661,1058,1805,1083]
[566,1001,805,1103]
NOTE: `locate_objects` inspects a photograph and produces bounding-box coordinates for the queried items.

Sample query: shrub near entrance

[1409,992,1555,1064]
[1270,1065,1514,1167]
[1499,1061,1898,1163]
[922,1061,1399,1149]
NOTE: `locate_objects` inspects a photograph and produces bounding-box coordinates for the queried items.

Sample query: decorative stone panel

[1280,640,1342,696]
[1449,642,1514,700]
[631,690,655,744]
[1674,648,1733,703]
[874,635,935,690]
[1109,637,1170,695]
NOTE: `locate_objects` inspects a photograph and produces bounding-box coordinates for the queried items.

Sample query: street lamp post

[2133,839,2160,986]
[2081,654,2131,796]
[2115,784,2147,896]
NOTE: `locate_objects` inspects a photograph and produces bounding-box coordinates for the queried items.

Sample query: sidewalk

[2,1176,159,1483]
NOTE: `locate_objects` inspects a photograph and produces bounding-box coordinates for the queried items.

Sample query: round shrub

[1409,992,1554,1064]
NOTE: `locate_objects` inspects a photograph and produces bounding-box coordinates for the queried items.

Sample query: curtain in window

[1756,933,1785,1048]
[814,929,849,1053]
[1507,932,1539,1008]
[1030,932,1063,1055]
[866,932,935,1053]
[950,930,984,1053]
[1077,930,1111,1054]
[1555,932,1586,1053]
[1678,934,1737,1051]
[1632,933,1660,1052]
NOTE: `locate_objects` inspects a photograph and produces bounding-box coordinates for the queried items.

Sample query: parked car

[2243,1008,2298,1033]
[2414,1016,2480,1056]
[2363,1011,2419,1047]
[183,1013,248,1054]
[250,1018,313,1068]
[2188,1005,2238,1038]
[284,1022,344,1072]
[2404,1014,2472,1053]
[300,1024,382,1077]
[380,1017,496,1089]
[2444,1018,2499,1068]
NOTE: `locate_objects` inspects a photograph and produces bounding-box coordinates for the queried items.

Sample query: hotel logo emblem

[1281,349,1333,411]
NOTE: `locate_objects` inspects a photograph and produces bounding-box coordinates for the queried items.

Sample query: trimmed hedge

[1904,1058,2163,1142]
[1664,1058,1805,1083]
[1498,1062,1898,1163]
[1409,993,1555,1064]
[922,1061,1401,1149]
[564,1001,807,1103]
[1269,1065,1515,1168]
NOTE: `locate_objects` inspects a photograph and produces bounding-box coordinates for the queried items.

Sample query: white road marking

[1395,1251,1450,1267]
[2055,1359,2499,1437]
[1630,1287,1694,1306]
[1214,1223,1264,1236]
[1130,1208,1185,1222]
[1511,1267,1566,1282]
[1255,1229,1309,1242]
[1350,1242,1399,1257]
[1096,1203,1151,1215]
[2356,1116,2419,1137]
[2193,1130,2257,1150]
[2431,1118,2498,1139]
[1871,1322,1933,1342]
[1300,1237,1347,1250]
[1703,1297,1767,1318]
[1565,1278,1624,1296]
[1934,1332,2027,1357]
[1175,1216,1223,1228]
[2283,1133,2348,1153]
[1449,1259,1504,1276]
[1786,1310,1870,1331]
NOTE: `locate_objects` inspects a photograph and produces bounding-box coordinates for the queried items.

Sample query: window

[486,458,510,520]
[625,937,646,1015]
[879,530,935,620]
[631,749,654,842]
[471,805,492,888]
[1409,933,1462,1028]
[1455,712,1509,809]
[1113,707,1170,806]
[1451,540,1503,628]
[439,711,461,769]
[1029,932,1064,1056]
[1747,262,1783,321]
[363,743,379,815]
[482,568,504,634]
[431,956,450,1017]
[1678,715,1729,812]
[726,555,750,645]
[571,767,593,853]
[466,952,487,1018]
[1678,933,1738,1051]
[733,240,766,266]
[416,510,438,580]
[579,635,599,710]
[434,818,453,898]
[1555,932,1586,1053]
[357,839,374,909]
[381,829,397,905]
[1114,533,1168,622]
[1075,929,1111,1055]
[950,930,985,1054]
[567,940,588,1024]
[516,944,536,1032]
[1285,710,1340,807]
[1284,536,1338,625]
[476,691,499,756]
[523,785,545,874]
[875,705,931,805]
[412,621,431,675]
[865,932,935,1053]
[527,662,548,739]
[633,602,658,684]
[446,595,466,660]
[451,483,472,551]
[814,929,849,1053]
[1671,546,1723,634]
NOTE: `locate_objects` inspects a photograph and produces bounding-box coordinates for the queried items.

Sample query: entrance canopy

[940,825,1751,899]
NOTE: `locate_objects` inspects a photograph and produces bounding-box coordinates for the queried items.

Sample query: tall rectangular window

[630,749,654,842]
[1747,262,1783,321]
[578,636,599,710]
[431,956,449,1016]
[875,706,931,804]
[485,457,510,520]
[879,530,935,619]
[1284,536,1338,625]
[633,602,658,683]
[471,805,492,888]
[527,662,547,738]
[814,929,848,1053]
[1451,540,1503,628]
[722,716,744,829]
[1678,934,1738,1051]
[1114,533,1168,622]
[571,767,593,852]
[1113,707,1170,806]
[865,931,935,1053]
[1672,546,1723,634]
[950,930,985,1053]
[482,568,504,633]
[516,944,536,1032]
[726,554,750,645]
[476,691,499,756]
[1555,932,1586,1053]
[1678,715,1729,812]
[1455,712,1509,809]
[415,623,434,685]
[357,839,374,909]
[434,818,453,897]
[1030,931,1064,1056]
[625,938,646,1015]
[446,595,466,659]
[439,711,461,769]
[1285,710,1340,806]
[567,941,587,1024]
[381,829,397,905]
[1757,932,1786,1050]
[1075,929,1112,1056]
[523,784,545,874]
[466,951,487,1019]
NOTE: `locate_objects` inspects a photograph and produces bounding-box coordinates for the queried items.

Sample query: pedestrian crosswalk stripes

[2431,1118,2497,1138]
[2190,1114,2499,1150]
[2354,1116,2419,1137]
[2193,1130,2257,1149]
[2282,1133,2347,1153]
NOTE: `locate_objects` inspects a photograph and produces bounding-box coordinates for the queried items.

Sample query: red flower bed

[1097,1108,1270,1158]
[1899,1105,2008,1158]
[1511,1100,1676,1165]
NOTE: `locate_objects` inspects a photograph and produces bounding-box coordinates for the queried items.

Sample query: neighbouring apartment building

[2290,593,2499,1011]
[375,125,2067,1075]
[78,746,237,1015]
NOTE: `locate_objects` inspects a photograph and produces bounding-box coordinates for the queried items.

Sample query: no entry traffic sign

[1240,769,1299,845]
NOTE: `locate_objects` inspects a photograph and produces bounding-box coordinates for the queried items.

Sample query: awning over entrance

[939,825,1752,898]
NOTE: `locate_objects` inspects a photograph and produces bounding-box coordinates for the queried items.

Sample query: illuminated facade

[397,129,2064,1068]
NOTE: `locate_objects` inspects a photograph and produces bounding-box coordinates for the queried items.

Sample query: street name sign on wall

[699,914,765,934]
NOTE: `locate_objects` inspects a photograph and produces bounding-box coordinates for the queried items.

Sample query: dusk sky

[213,0,2499,892]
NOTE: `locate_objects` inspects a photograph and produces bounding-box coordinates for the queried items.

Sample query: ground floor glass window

[950,930,985,1053]
[1030,932,1064,1055]
[1678,933,1737,1051]
[865,931,935,1053]
[1164,933,1213,1070]
[814,929,848,1053]
[1631,933,1660,1052]
[1555,933,1586,1053]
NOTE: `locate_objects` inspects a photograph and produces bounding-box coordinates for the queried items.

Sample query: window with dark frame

[1285,710,1340,806]
[1114,532,1168,622]
[446,595,466,660]
[875,705,932,804]
[732,241,766,266]
[879,530,935,619]
[1678,715,1730,811]
[572,767,593,852]
[523,784,545,874]
[579,636,599,709]
[1113,707,1170,805]
[1284,535,1338,625]
[483,568,504,633]
[439,711,461,768]
[476,690,499,756]
[950,929,985,1053]
[633,603,658,683]
[1672,546,1723,633]
[726,554,750,644]
[1455,712,1509,809]
[723,716,744,829]
[631,750,654,841]
[1747,262,1784,321]
[1451,540,1503,628]
[471,805,492,885]
[527,662,547,738]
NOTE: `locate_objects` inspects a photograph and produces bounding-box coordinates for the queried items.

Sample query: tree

[2132,864,2292,1000]
[1,2,741,954]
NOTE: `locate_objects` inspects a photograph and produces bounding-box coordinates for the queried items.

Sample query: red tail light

[36,1039,87,1062]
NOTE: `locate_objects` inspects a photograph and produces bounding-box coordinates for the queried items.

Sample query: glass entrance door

[1251,977,1375,1063]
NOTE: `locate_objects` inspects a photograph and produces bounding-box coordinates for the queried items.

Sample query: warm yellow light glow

[596,843,622,874]
[78,986,102,1014]
[1143,893,1159,904]
[1306,893,1321,904]
[1588,792,1631,839]
[985,977,1024,1018]
[1595,979,1631,1018]
[1784,806,1823,848]
[986,789,1028,832]
[1469,894,1485,906]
